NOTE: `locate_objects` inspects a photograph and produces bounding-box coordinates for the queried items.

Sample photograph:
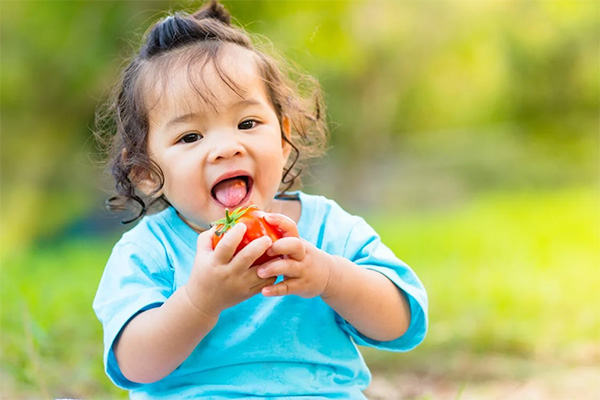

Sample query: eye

[179,133,203,144]
[238,120,258,130]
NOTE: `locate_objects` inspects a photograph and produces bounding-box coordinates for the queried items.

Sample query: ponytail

[141,1,251,59]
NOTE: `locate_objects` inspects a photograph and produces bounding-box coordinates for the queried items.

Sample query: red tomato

[211,205,283,267]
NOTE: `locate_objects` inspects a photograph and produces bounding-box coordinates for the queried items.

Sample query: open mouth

[211,174,253,209]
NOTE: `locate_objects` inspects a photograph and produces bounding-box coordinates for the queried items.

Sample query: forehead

[142,44,268,120]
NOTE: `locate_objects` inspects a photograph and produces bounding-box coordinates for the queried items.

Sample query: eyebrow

[164,113,197,129]
[163,99,263,129]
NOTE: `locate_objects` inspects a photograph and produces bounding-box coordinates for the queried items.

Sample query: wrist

[182,284,221,321]
[320,254,343,299]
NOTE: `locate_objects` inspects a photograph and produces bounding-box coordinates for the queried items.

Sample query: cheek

[159,157,200,192]
[264,152,288,185]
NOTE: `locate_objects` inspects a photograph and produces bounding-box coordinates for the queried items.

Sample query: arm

[321,256,410,341]
[114,287,218,384]
[259,215,410,342]
[114,224,276,383]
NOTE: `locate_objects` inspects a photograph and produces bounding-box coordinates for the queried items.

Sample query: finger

[261,279,300,297]
[213,223,247,263]
[266,237,306,260]
[249,276,277,292]
[196,226,217,252]
[264,213,299,238]
[231,235,273,269]
[256,258,301,279]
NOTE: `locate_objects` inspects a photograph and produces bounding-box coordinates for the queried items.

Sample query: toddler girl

[93,1,427,398]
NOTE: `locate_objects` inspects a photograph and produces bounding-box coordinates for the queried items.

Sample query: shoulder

[296,192,366,251]
[298,192,361,227]
[112,207,185,264]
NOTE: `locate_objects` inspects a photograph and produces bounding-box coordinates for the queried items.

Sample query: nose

[207,131,246,163]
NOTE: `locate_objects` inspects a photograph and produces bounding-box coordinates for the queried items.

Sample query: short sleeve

[338,217,428,352]
[92,241,174,389]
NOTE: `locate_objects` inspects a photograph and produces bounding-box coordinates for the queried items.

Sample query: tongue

[213,178,248,208]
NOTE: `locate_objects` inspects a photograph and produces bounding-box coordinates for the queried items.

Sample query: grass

[1,186,598,399]
[362,185,599,377]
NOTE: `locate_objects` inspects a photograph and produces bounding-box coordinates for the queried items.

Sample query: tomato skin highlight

[211,206,283,267]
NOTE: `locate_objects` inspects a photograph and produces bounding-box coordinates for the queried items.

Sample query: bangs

[139,42,249,118]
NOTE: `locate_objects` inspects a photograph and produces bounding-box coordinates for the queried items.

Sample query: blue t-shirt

[93,192,428,399]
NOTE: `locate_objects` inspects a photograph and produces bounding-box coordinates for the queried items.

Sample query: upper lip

[210,170,253,190]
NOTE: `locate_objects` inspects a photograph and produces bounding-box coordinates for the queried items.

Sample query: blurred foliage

[1,1,599,398]
[1,0,598,253]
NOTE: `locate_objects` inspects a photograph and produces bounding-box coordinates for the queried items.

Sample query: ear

[122,148,162,197]
[281,115,292,160]
[135,169,162,197]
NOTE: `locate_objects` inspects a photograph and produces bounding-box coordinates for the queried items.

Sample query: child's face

[142,45,291,231]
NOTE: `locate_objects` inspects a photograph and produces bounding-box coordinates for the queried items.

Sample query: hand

[184,224,277,318]
[255,213,336,298]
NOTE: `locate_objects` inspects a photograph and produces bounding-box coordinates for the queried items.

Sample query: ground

[364,353,600,400]
[365,366,599,399]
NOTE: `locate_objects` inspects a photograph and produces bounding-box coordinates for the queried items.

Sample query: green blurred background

[1,1,598,399]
